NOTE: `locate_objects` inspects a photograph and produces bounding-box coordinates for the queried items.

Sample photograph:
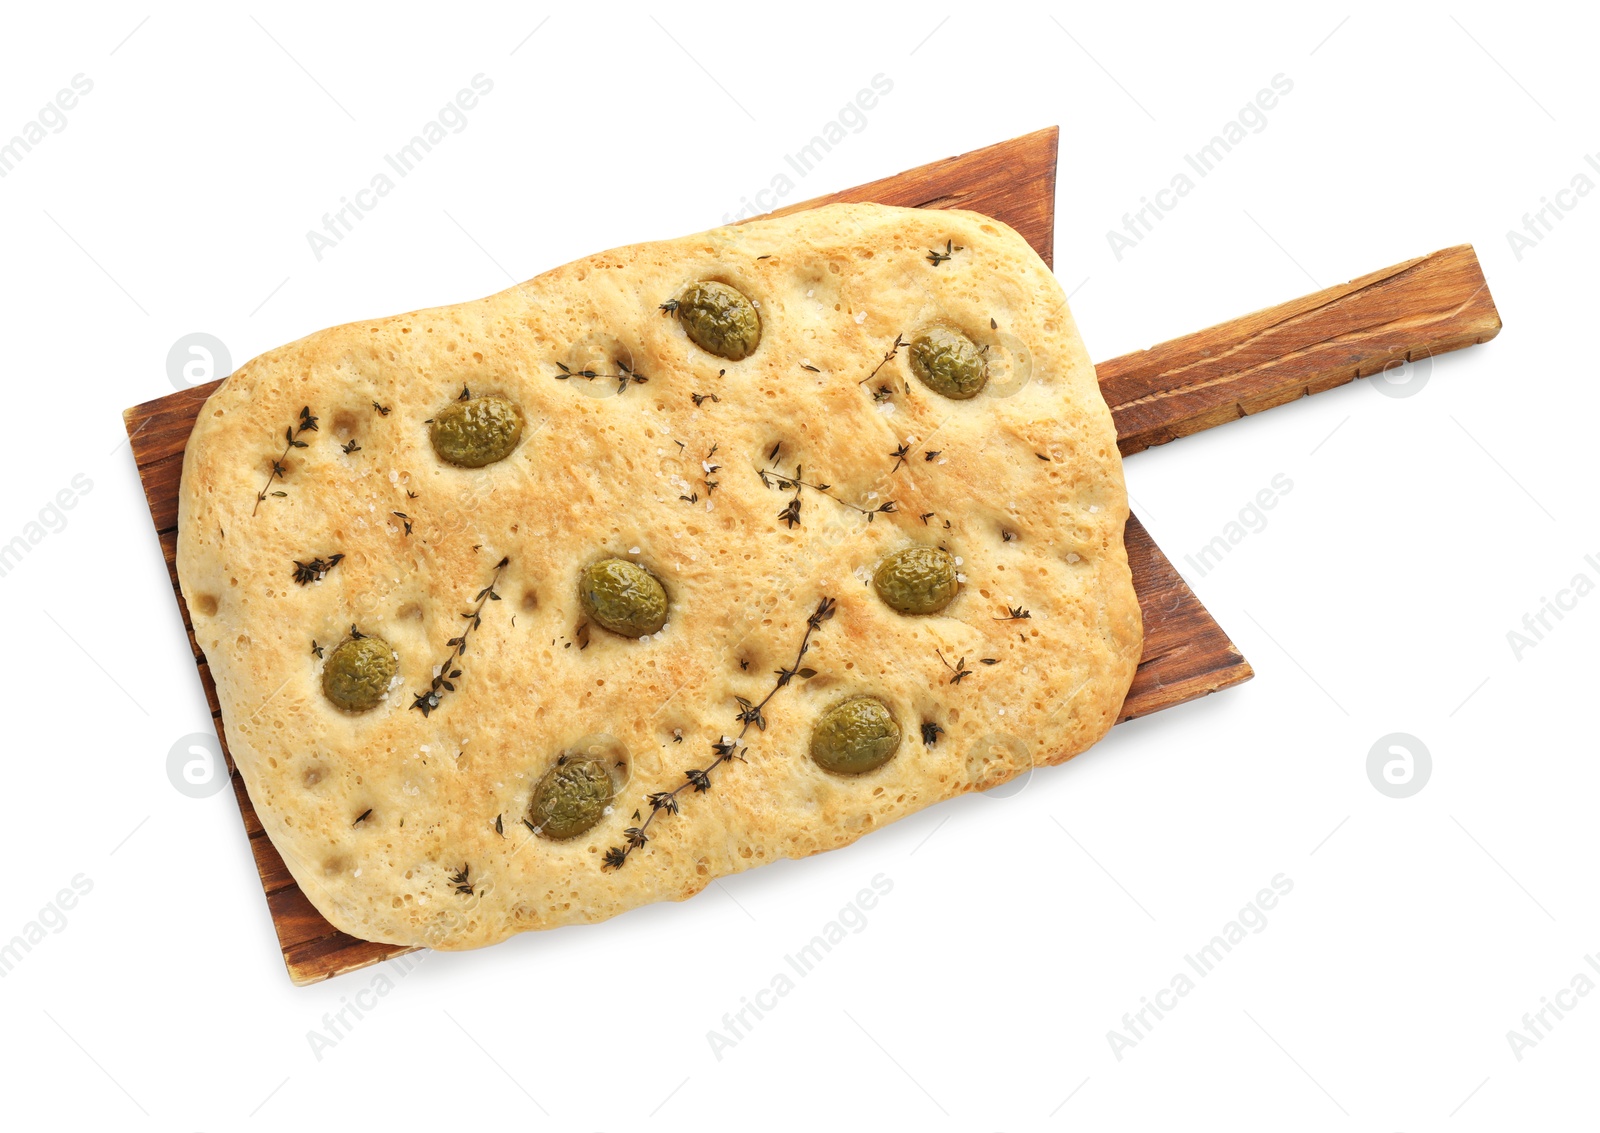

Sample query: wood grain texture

[125,126,1410,985]
[1099,244,1503,456]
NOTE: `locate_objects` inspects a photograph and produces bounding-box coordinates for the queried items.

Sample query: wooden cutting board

[122,126,1500,984]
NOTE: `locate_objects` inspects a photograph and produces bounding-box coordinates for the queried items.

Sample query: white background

[0,2,1594,1129]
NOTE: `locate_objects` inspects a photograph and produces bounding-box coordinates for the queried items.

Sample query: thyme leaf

[252,406,317,515]
[291,553,344,586]
[859,334,906,386]
[555,360,648,395]
[410,557,509,717]
[760,455,895,526]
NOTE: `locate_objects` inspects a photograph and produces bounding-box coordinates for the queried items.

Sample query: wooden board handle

[1097,244,1502,456]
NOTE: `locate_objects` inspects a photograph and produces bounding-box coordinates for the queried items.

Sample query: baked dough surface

[176,203,1142,950]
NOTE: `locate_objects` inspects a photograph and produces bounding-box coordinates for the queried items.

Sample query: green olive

[529,757,615,840]
[429,395,524,467]
[674,281,761,360]
[322,635,396,712]
[579,558,669,638]
[909,327,987,399]
[810,697,901,775]
[873,546,960,615]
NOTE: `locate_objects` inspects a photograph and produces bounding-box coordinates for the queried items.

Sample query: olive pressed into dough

[579,558,670,638]
[429,394,525,467]
[810,696,902,775]
[322,635,397,712]
[909,326,987,399]
[873,545,960,615]
[673,280,761,360]
[529,757,615,840]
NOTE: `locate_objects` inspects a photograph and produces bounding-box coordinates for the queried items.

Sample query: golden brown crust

[175,203,1141,950]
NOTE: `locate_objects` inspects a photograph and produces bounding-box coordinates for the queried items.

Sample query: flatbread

[176,203,1142,950]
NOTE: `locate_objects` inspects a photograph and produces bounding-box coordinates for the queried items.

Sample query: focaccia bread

[176,203,1142,950]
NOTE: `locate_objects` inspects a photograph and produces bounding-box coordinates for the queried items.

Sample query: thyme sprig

[291,553,344,586]
[937,649,1000,685]
[410,557,509,717]
[701,443,721,498]
[859,334,906,386]
[604,596,837,869]
[926,239,963,266]
[448,864,474,896]
[680,442,722,505]
[758,444,895,527]
[555,360,649,395]
[252,406,317,515]
[939,650,973,685]
[995,605,1031,621]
